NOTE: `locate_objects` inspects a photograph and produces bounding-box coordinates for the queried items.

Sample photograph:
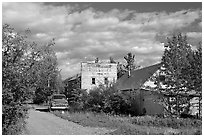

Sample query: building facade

[81,61,117,91]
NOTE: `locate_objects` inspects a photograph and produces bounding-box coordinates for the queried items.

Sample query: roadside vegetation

[2,24,62,134]
[59,33,202,135]
[3,24,201,135]
[52,110,201,135]
[53,82,202,135]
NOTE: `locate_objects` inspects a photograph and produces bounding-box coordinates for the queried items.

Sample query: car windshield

[52,95,66,100]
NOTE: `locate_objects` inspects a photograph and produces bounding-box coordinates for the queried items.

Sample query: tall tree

[185,45,202,93]
[124,52,136,72]
[2,24,37,134]
[156,33,202,117]
[2,24,60,134]
[117,52,140,78]
[31,39,60,104]
[109,56,116,63]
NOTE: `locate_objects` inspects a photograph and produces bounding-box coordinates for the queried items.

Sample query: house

[115,63,164,116]
[64,61,117,92]
[81,61,117,92]
[63,73,81,91]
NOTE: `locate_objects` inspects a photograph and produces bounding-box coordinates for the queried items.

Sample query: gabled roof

[115,63,162,91]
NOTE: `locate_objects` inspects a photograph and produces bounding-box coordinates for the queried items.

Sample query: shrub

[66,89,89,112]
[2,24,30,134]
[86,88,105,112]
[2,101,28,134]
[72,85,136,116]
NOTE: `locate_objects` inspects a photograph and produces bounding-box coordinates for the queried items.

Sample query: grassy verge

[52,111,202,135]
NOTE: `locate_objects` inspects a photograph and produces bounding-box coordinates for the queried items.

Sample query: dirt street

[22,108,113,135]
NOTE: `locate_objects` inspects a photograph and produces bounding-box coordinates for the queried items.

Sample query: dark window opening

[104,77,108,85]
[92,78,96,84]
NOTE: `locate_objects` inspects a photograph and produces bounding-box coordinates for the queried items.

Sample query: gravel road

[22,108,113,135]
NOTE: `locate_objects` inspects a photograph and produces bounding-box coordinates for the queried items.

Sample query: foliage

[2,24,35,134]
[155,33,202,117]
[2,24,60,134]
[117,62,127,78]
[86,87,106,112]
[184,44,202,93]
[52,111,201,135]
[117,52,140,78]
[95,57,99,63]
[67,85,136,116]
[131,116,201,129]
[109,56,116,63]
[32,41,60,104]
[123,52,136,71]
[67,89,88,112]
[63,74,84,111]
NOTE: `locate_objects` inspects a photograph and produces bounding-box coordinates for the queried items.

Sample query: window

[92,78,96,84]
[104,77,108,85]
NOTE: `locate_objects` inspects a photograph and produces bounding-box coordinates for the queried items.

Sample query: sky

[2,2,202,80]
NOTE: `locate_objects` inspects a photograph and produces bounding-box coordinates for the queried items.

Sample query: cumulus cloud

[187,32,202,39]
[2,2,202,79]
[131,10,201,33]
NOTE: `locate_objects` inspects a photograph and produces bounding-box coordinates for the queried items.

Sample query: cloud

[2,2,202,79]
[187,32,202,39]
[198,22,202,28]
[131,10,201,33]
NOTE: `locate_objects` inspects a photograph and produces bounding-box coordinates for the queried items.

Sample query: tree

[95,57,99,63]
[185,44,202,93]
[117,62,126,78]
[156,33,202,117]
[109,56,116,63]
[55,69,65,93]
[183,44,202,117]
[117,52,140,78]
[2,24,60,134]
[124,52,136,72]
[31,41,60,104]
[2,24,38,134]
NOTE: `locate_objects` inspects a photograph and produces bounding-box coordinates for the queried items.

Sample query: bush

[67,85,137,116]
[2,100,28,135]
[66,89,89,112]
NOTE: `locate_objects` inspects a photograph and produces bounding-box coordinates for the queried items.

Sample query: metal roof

[115,63,162,91]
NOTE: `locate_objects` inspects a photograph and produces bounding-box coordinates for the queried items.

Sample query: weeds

[52,111,201,135]
[131,116,202,129]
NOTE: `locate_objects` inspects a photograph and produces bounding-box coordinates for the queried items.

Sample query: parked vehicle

[48,94,68,111]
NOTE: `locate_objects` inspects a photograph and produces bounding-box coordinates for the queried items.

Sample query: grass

[52,111,202,135]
